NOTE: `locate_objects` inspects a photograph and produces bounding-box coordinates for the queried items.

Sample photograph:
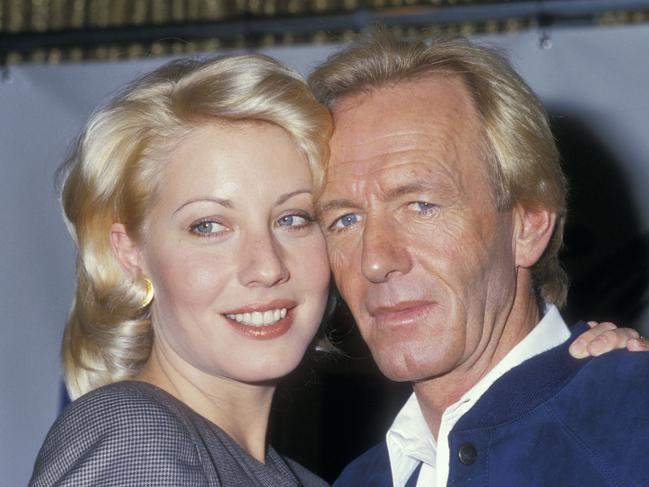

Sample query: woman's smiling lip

[222,299,297,340]
[223,299,297,315]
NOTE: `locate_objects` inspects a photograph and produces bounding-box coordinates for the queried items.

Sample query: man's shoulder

[537,333,649,409]
[533,335,649,394]
[450,338,649,485]
[575,345,649,376]
[554,348,649,411]
[459,325,649,430]
[333,442,391,487]
[547,349,649,482]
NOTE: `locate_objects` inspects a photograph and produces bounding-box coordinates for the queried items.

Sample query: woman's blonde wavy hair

[60,54,332,399]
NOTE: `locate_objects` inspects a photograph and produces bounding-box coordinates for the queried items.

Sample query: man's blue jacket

[334,322,649,486]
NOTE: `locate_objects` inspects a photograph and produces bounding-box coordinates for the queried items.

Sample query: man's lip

[369,300,436,326]
[223,299,296,314]
[369,300,434,316]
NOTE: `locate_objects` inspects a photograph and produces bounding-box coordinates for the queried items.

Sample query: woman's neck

[135,344,276,463]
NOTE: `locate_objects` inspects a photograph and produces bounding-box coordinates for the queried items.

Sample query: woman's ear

[513,205,556,269]
[109,223,145,278]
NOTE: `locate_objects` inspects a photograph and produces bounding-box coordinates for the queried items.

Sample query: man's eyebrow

[173,197,233,214]
[316,198,358,216]
[316,182,438,215]
[384,181,435,199]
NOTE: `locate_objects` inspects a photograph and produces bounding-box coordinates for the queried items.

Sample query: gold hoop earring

[141,278,154,308]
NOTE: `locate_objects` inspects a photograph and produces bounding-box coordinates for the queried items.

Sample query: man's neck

[412,283,541,438]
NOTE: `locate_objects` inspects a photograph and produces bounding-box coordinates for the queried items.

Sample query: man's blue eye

[332,213,361,230]
[409,202,438,214]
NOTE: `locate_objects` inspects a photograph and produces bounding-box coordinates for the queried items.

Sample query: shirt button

[458,443,477,465]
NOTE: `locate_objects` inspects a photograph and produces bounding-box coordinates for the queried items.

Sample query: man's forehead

[328,76,480,158]
[330,74,472,123]
[320,159,465,211]
[320,79,491,209]
[329,131,448,170]
[327,157,454,184]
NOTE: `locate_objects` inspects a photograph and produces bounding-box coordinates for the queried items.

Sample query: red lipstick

[222,300,296,340]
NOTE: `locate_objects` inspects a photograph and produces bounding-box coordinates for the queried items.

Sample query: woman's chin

[231,356,307,385]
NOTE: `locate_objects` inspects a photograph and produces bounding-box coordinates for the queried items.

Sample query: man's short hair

[309,27,568,306]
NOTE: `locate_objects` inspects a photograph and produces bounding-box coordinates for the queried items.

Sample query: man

[309,30,649,486]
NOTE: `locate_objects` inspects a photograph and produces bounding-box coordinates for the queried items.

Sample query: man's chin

[375,358,438,382]
[374,354,450,383]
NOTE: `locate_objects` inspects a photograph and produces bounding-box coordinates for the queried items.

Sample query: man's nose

[360,216,412,283]
[238,230,290,287]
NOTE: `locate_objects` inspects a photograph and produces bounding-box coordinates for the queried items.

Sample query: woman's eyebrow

[173,197,233,215]
[173,190,312,215]
[275,189,312,206]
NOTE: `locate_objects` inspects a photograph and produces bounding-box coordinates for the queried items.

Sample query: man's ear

[513,205,556,269]
[109,223,145,278]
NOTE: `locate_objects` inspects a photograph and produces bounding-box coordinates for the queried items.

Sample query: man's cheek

[327,245,350,281]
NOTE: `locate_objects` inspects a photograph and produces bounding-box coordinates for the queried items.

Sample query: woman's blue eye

[278,214,310,227]
[332,213,362,230]
[191,220,225,236]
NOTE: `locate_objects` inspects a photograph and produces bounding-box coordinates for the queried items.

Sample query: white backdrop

[1,24,648,486]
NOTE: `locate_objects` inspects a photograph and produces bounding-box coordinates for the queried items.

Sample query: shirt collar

[386,393,436,485]
[385,304,571,486]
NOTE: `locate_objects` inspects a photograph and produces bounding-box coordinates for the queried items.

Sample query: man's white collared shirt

[385,305,571,487]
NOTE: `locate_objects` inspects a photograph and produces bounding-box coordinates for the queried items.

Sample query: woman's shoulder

[29,381,207,486]
[55,380,190,438]
[70,379,178,411]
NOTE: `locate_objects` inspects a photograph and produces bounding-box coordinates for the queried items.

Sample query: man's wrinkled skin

[317,75,648,435]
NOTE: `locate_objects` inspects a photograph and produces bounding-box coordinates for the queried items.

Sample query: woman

[30,53,643,486]
[30,54,332,486]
